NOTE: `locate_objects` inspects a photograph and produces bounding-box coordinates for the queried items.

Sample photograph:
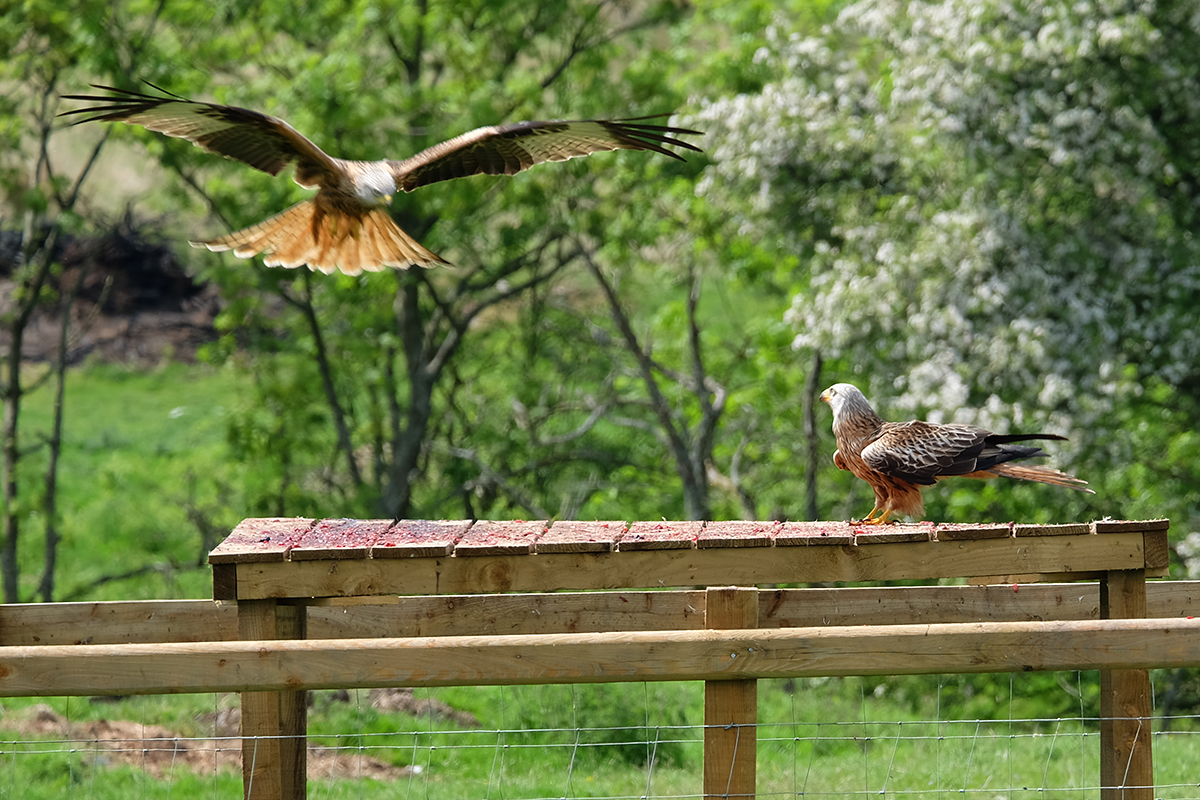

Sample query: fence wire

[2,675,1198,799]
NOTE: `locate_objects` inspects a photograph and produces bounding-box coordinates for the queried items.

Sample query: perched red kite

[61,84,701,276]
[820,383,1093,524]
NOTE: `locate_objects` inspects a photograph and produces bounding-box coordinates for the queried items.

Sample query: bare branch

[59,562,176,603]
[162,164,234,229]
[519,396,611,447]
[445,445,551,520]
[298,271,365,488]
[580,246,690,450]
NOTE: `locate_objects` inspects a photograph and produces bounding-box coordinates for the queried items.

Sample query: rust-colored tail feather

[192,200,449,275]
[987,463,1095,494]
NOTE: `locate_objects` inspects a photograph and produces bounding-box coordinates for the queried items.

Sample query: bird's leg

[853,506,881,524]
[858,509,895,526]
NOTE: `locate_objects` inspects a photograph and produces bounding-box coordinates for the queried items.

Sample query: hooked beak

[819,389,831,404]
[383,194,394,205]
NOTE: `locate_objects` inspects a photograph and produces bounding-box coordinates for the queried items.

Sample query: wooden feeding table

[209,518,1170,800]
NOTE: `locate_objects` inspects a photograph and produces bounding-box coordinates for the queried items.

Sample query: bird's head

[819,383,872,420]
[354,165,397,206]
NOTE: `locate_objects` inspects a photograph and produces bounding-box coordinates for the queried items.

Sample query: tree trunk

[2,225,57,602]
[294,273,364,489]
[802,349,824,521]
[385,275,437,519]
[37,262,89,601]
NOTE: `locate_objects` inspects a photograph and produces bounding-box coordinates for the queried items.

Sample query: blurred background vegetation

[2,0,1199,605]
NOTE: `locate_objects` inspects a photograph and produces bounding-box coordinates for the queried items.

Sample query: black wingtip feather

[601,119,704,161]
[612,115,704,156]
[984,433,1069,445]
[58,82,186,124]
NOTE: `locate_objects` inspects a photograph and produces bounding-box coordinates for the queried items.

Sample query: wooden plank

[1144,530,1170,571]
[5,617,1200,696]
[310,582,1200,635]
[372,520,468,559]
[619,521,700,550]
[211,518,1165,561]
[238,600,307,800]
[704,588,757,800]
[5,581,1200,650]
[758,584,1103,628]
[290,519,391,561]
[1146,579,1200,617]
[537,521,624,554]
[213,563,237,601]
[238,601,286,800]
[774,521,856,546]
[235,531,1155,598]
[1100,570,1153,800]
[1094,519,1169,534]
[276,603,307,800]
[308,591,707,638]
[0,600,238,646]
[938,522,1009,541]
[1014,522,1088,537]
[697,521,777,549]
[209,518,315,564]
[453,520,545,556]
[856,522,934,544]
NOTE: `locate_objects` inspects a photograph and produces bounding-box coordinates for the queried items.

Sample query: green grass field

[4,677,1200,798]
[16,361,250,601]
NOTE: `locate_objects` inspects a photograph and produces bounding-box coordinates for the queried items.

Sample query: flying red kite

[61,84,701,276]
[820,383,1093,524]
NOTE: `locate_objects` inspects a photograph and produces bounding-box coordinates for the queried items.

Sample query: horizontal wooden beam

[0,600,239,645]
[2,581,1198,647]
[235,531,1159,598]
[2,617,1200,697]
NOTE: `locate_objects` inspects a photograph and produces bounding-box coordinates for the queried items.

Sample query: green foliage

[500,684,696,767]
[690,0,1200,537]
[17,364,249,601]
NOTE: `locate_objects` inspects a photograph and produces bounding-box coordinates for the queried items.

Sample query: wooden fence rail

[1,615,1199,696]
[4,579,1199,647]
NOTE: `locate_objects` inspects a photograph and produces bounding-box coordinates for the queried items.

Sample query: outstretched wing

[861,421,991,486]
[389,116,702,192]
[59,84,340,181]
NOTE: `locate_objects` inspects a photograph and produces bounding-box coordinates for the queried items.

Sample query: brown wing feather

[60,84,339,181]
[389,116,702,192]
[862,422,988,486]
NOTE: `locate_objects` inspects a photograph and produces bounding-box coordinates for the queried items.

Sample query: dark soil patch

[0,218,218,365]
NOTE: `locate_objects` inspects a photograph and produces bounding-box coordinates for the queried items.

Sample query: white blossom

[689,0,1200,528]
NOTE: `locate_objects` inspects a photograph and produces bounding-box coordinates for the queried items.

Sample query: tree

[0,1,178,600]
[690,0,1200,528]
[141,0,699,520]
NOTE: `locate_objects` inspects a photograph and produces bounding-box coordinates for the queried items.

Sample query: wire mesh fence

[3,673,1198,799]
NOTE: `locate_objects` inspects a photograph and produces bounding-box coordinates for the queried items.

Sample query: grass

[4,677,1200,798]
[15,361,250,601]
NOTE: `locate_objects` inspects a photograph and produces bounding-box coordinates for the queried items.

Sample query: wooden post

[239,599,308,800]
[1099,570,1153,800]
[704,587,757,800]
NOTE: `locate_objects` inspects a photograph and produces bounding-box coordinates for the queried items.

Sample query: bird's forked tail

[193,200,449,276]
[988,463,1095,494]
